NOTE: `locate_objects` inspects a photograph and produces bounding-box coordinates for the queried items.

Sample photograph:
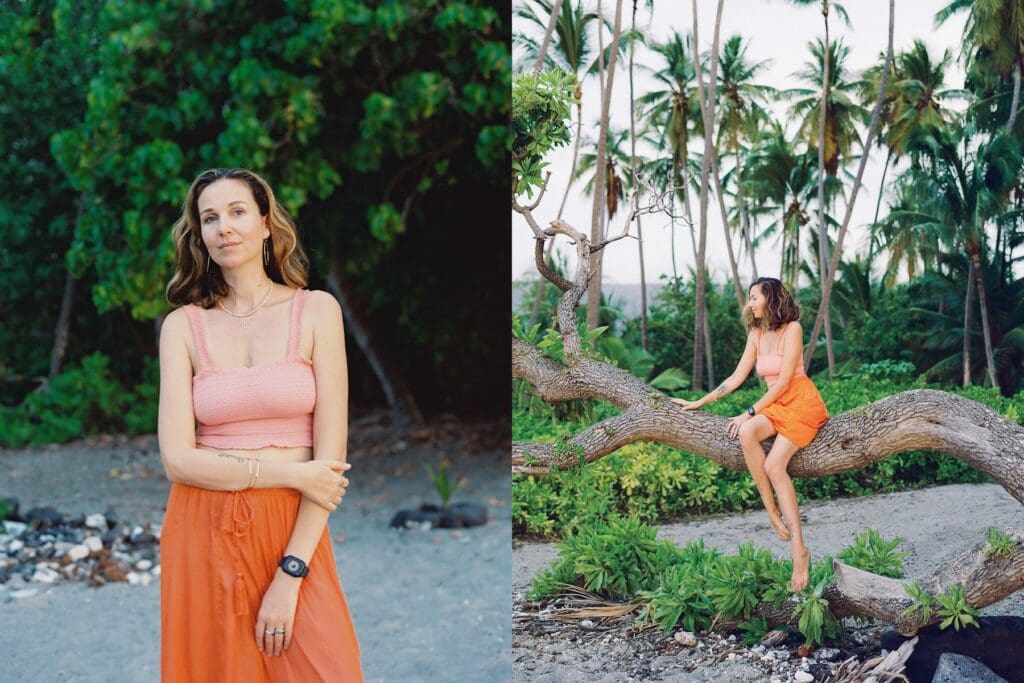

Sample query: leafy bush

[836,529,907,578]
[982,527,1018,556]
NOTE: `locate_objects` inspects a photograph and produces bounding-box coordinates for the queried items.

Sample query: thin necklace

[219,281,274,329]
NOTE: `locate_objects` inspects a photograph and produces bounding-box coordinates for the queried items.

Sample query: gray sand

[0,422,511,683]
[513,483,1024,682]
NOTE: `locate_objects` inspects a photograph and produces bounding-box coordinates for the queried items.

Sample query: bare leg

[764,434,810,591]
[738,416,790,541]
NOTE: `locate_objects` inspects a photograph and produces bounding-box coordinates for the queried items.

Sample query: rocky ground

[513,483,1024,682]
[0,414,511,683]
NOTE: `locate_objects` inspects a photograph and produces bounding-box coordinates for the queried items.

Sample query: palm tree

[575,125,631,220]
[714,34,777,284]
[869,170,946,287]
[744,121,817,290]
[936,0,1024,132]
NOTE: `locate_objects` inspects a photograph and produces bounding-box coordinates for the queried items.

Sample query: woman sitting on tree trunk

[672,277,829,591]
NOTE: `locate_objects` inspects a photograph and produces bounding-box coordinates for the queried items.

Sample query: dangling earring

[263,239,270,267]
[206,253,211,272]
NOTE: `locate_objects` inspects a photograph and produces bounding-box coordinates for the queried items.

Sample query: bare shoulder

[304,289,343,323]
[787,321,803,337]
[160,306,190,343]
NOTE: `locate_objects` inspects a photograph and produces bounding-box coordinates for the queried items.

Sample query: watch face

[286,559,299,572]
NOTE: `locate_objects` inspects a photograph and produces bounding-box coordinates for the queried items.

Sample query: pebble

[795,672,814,682]
[66,545,90,562]
[135,559,153,571]
[85,513,107,530]
[10,588,38,600]
[83,536,103,553]
[3,521,27,536]
[8,539,24,553]
[31,567,60,583]
[674,631,697,647]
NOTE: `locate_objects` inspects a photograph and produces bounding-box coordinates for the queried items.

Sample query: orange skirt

[760,375,829,448]
[160,483,363,682]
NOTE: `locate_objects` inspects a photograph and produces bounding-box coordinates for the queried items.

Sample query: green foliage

[791,577,842,648]
[512,68,576,197]
[738,616,774,646]
[556,513,663,598]
[836,529,908,578]
[705,543,779,620]
[838,360,918,384]
[982,527,1017,556]
[0,352,152,447]
[423,462,464,510]
[526,556,579,601]
[0,499,12,522]
[900,579,937,626]
[637,562,715,634]
[935,585,982,632]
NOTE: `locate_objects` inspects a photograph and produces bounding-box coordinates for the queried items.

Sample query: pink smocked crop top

[184,287,316,449]
[755,322,806,388]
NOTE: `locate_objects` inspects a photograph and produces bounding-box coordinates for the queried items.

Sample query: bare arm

[157,307,298,491]
[752,322,803,413]
[692,332,758,406]
[276,291,348,582]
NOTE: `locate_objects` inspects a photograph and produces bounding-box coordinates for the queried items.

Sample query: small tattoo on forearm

[714,382,729,397]
[216,452,249,465]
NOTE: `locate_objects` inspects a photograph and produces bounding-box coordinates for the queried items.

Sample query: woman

[158,167,364,681]
[672,277,829,591]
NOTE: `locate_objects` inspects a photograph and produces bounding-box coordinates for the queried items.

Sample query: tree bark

[48,192,88,381]
[815,4,836,378]
[970,248,1001,391]
[963,256,975,387]
[587,0,624,330]
[1007,57,1021,132]
[737,146,758,280]
[628,0,647,350]
[804,0,895,375]
[711,154,748,310]
[326,263,424,431]
[531,0,566,75]
[690,0,725,392]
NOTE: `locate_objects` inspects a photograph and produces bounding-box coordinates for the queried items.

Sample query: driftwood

[511,207,1024,635]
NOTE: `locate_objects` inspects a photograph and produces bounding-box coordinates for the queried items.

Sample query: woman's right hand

[294,460,352,511]
[671,397,703,410]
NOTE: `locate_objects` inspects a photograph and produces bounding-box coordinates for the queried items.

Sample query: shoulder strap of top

[287,288,306,358]
[183,304,212,371]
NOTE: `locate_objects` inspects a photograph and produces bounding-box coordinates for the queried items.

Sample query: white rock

[728,634,737,642]
[31,567,60,584]
[67,545,90,562]
[83,536,103,553]
[135,559,153,571]
[127,571,142,585]
[795,672,814,682]
[153,564,161,576]
[85,513,107,529]
[580,619,594,628]
[673,631,697,647]
[3,521,27,536]
[138,572,152,586]
[10,589,38,600]
[8,539,24,553]
[770,679,782,683]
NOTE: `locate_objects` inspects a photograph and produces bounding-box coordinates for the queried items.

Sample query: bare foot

[768,514,792,541]
[791,544,811,591]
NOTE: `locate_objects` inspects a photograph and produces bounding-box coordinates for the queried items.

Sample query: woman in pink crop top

[671,277,828,593]
[158,168,363,681]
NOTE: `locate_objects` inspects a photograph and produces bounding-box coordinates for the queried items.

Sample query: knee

[765,459,789,481]
[738,421,759,444]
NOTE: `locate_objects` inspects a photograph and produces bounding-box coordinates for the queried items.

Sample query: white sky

[512,1,970,288]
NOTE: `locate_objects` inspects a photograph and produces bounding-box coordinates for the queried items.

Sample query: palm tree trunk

[737,146,757,279]
[963,256,975,387]
[628,0,647,349]
[1007,57,1021,132]
[710,156,747,310]
[690,0,725,392]
[816,6,835,377]
[587,0,624,330]
[531,0,566,74]
[971,249,1001,391]
[704,300,715,387]
[48,192,87,380]
[804,0,895,374]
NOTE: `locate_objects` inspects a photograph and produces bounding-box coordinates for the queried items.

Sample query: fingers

[255,618,265,652]
[256,622,289,656]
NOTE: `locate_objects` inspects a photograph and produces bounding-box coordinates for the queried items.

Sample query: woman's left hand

[726,412,751,439]
[255,574,301,656]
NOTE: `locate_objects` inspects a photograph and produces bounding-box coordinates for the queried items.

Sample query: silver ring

[265,629,275,635]
[275,628,286,634]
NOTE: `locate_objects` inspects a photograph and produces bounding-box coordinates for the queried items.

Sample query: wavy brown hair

[742,277,800,333]
[166,168,309,309]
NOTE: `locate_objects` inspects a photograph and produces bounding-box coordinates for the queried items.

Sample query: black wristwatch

[280,554,309,578]
[747,406,756,416]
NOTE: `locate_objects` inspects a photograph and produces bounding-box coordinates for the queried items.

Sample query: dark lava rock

[881,616,1024,683]
[438,502,488,528]
[24,507,63,527]
[389,507,443,529]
